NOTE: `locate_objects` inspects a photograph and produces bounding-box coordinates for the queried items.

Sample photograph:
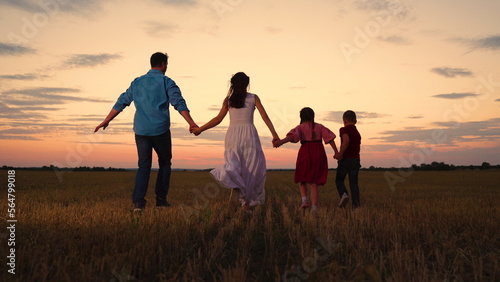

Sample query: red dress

[286,123,336,185]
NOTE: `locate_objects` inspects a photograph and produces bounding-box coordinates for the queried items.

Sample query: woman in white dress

[191,72,280,208]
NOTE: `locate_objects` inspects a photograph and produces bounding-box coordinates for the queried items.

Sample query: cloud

[376,118,500,145]
[207,105,222,111]
[472,35,500,50]
[2,87,112,106]
[431,67,473,78]
[62,53,122,68]
[0,42,36,56]
[432,92,480,99]
[0,73,50,80]
[455,34,500,52]
[0,102,47,120]
[406,115,423,119]
[378,35,411,45]
[153,0,198,6]
[0,0,104,16]
[496,99,500,102]
[142,21,178,37]
[353,0,411,20]
[323,111,391,123]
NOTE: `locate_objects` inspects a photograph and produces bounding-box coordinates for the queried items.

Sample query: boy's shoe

[155,202,171,209]
[338,193,349,208]
[301,201,310,209]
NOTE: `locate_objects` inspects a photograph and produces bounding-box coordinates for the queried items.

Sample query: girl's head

[300,107,316,139]
[300,107,315,124]
[228,72,250,109]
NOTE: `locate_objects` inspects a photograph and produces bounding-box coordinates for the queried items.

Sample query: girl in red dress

[274,107,338,213]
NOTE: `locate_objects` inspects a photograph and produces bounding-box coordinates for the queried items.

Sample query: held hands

[189,124,202,136]
[334,153,343,160]
[272,138,282,148]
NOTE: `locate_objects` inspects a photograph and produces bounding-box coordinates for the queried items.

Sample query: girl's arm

[274,135,293,148]
[254,95,279,141]
[191,98,229,136]
[330,139,339,155]
[334,133,349,160]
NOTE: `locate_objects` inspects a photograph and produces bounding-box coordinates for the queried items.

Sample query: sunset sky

[1,0,499,169]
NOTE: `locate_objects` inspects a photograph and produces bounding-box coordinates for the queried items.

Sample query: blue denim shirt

[112,69,189,136]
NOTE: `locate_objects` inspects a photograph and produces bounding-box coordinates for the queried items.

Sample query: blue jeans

[335,158,361,208]
[133,131,172,207]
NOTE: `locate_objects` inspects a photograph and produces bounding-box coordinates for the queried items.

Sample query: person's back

[335,110,362,209]
[339,124,361,160]
[94,52,198,211]
[228,93,255,125]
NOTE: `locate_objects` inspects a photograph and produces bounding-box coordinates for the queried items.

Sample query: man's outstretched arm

[180,110,198,132]
[94,109,120,132]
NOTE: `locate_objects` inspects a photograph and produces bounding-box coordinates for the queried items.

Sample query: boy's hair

[150,52,169,68]
[343,110,357,123]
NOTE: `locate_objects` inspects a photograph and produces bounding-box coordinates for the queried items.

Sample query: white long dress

[210,93,266,206]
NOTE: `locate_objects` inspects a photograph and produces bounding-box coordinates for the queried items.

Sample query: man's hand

[191,126,202,136]
[94,121,110,132]
[189,124,199,134]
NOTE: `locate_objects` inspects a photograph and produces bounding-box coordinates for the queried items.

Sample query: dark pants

[133,131,172,207]
[335,158,361,208]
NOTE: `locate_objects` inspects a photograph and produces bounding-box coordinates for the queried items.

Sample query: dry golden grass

[0,169,498,281]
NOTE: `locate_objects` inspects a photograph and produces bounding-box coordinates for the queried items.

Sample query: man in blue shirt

[95,52,197,211]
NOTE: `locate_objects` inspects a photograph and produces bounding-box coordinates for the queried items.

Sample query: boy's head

[343,110,357,125]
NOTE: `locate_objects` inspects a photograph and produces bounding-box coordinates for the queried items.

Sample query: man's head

[150,52,169,73]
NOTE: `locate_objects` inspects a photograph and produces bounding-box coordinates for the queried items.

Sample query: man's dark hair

[150,52,168,68]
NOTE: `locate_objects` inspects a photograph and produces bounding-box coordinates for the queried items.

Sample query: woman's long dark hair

[300,107,317,140]
[228,72,249,109]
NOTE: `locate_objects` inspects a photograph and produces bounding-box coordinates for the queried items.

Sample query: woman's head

[228,72,250,108]
[300,107,315,124]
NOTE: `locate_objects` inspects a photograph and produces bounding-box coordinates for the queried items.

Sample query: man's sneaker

[156,202,172,209]
[338,193,349,208]
[133,203,144,212]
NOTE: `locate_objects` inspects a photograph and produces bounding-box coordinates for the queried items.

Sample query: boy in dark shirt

[334,110,362,209]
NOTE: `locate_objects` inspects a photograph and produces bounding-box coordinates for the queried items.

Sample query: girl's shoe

[301,201,310,209]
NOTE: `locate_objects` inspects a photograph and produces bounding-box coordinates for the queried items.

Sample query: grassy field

[0,169,499,281]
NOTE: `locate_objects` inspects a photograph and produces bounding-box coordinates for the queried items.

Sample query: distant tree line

[1,162,498,172]
[0,165,126,171]
[364,161,497,171]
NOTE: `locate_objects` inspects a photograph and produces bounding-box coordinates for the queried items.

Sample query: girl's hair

[228,72,250,109]
[300,107,317,140]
